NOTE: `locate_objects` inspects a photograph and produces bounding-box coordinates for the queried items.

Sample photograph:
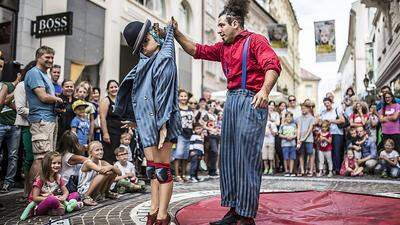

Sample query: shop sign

[31,12,73,38]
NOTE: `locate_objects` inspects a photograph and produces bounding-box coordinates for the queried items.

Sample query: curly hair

[218,0,250,28]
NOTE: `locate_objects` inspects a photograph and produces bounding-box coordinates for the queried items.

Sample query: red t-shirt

[349,113,368,126]
[194,30,281,93]
[319,132,332,151]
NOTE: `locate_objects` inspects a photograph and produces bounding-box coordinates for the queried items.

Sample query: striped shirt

[190,134,204,154]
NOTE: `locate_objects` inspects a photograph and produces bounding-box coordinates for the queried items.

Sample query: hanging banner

[267,24,288,56]
[314,20,336,62]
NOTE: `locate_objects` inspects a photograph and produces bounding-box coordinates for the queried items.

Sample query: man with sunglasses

[287,95,301,122]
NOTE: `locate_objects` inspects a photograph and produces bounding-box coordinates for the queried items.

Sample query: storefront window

[135,0,165,19]
[0,6,16,61]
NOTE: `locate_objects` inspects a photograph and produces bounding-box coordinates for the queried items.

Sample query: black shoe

[210,208,239,225]
[237,217,255,225]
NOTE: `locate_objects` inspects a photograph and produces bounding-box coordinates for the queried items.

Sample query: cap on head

[72,100,89,111]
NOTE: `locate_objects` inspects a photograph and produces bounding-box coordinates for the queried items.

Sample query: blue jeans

[299,142,314,155]
[0,124,21,186]
[282,146,296,160]
[189,150,202,177]
[208,136,220,176]
[172,135,190,160]
[332,134,344,173]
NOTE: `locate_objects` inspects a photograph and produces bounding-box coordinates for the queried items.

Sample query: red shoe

[146,211,158,225]
[154,214,171,225]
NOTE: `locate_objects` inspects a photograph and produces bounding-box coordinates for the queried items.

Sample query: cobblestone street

[1,176,399,225]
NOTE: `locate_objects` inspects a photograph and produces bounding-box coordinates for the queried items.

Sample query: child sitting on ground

[57,131,88,194]
[22,152,81,220]
[340,149,364,176]
[374,139,400,178]
[77,141,121,206]
[188,123,205,182]
[112,147,145,193]
[71,100,90,148]
[119,132,133,162]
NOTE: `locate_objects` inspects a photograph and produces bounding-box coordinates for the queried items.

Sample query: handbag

[335,108,350,129]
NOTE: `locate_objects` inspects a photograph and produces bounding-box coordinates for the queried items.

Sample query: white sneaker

[189,177,198,183]
[284,173,290,177]
[196,177,205,182]
[327,172,333,177]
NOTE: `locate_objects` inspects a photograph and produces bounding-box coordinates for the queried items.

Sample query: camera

[55,101,67,114]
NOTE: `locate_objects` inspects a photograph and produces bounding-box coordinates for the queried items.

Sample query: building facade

[297,68,321,109]
[338,1,372,100]
[3,0,300,99]
[263,0,301,96]
[361,0,400,97]
[7,0,204,97]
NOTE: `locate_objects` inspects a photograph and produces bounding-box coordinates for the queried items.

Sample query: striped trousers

[220,89,268,218]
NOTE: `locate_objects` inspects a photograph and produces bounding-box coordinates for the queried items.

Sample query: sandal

[83,196,98,206]
[16,196,27,204]
[307,172,313,177]
[175,176,183,182]
[105,191,119,199]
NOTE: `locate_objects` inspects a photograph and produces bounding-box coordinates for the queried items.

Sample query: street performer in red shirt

[171,0,281,224]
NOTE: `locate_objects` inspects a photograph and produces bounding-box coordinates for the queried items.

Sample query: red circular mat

[175,191,400,225]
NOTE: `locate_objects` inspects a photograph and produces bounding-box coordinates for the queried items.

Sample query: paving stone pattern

[1,176,399,225]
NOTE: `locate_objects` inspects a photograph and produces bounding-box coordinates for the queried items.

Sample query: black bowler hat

[123,19,152,55]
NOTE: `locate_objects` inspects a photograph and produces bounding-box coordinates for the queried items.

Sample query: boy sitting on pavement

[112,147,145,194]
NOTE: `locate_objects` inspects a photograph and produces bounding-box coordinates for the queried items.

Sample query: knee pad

[146,161,156,180]
[154,163,173,184]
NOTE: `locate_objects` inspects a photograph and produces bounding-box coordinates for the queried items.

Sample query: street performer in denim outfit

[172,0,281,224]
[115,20,181,225]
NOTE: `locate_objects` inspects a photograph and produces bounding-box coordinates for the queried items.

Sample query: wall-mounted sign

[31,12,73,38]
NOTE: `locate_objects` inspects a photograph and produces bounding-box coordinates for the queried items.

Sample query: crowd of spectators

[0,46,399,219]
[263,87,400,179]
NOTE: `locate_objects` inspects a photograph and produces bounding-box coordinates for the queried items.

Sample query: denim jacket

[115,24,181,148]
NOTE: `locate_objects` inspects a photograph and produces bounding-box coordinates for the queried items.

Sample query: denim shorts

[172,135,190,160]
[299,142,314,155]
[282,146,296,160]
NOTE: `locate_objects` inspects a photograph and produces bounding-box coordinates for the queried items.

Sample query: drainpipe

[200,0,204,95]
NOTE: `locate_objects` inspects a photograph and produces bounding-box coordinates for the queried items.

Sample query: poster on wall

[267,24,288,56]
[314,20,336,62]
